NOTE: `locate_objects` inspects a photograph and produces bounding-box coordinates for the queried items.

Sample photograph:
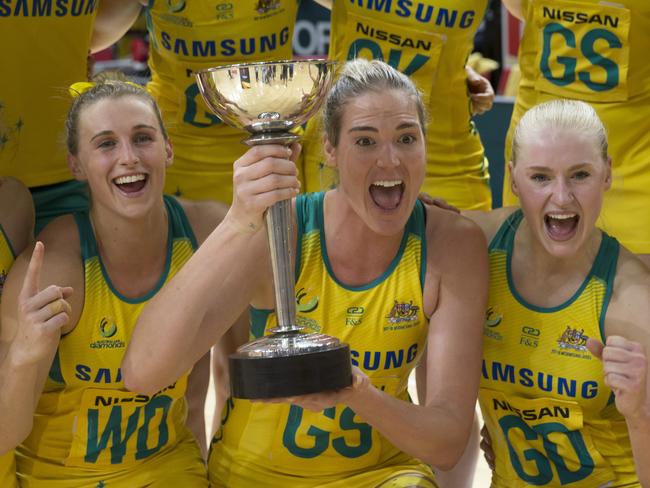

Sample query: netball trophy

[196,60,352,399]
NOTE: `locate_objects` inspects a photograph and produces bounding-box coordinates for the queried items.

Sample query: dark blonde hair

[65,79,168,155]
[322,58,427,146]
[512,99,608,164]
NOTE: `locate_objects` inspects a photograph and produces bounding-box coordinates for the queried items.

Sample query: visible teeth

[547,213,576,220]
[373,180,402,188]
[114,174,146,185]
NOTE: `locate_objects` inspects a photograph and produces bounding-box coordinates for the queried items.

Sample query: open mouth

[544,212,579,241]
[113,174,148,194]
[369,180,404,210]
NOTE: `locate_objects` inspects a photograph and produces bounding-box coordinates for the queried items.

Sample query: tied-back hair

[65,73,168,155]
[512,99,608,164]
[322,58,427,146]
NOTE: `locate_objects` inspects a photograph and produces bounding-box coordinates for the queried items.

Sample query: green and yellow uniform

[479,210,638,487]
[0,225,17,488]
[16,197,207,487]
[209,192,435,487]
[503,0,650,253]
[0,2,94,229]
[145,0,299,202]
[303,0,491,210]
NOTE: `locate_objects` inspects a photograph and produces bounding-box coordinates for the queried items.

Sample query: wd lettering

[85,394,172,464]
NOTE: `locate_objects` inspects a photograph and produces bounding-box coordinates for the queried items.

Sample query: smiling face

[324,89,425,236]
[68,95,172,219]
[511,127,611,257]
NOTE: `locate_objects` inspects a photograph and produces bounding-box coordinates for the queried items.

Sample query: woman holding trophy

[124,58,488,487]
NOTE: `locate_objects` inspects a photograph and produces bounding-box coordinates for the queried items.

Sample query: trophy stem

[265,199,300,333]
[246,133,301,334]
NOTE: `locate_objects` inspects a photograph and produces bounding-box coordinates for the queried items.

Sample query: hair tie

[69,81,95,98]
[68,80,143,98]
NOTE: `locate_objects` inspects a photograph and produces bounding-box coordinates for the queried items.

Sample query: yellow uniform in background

[0,225,17,488]
[303,0,491,210]
[503,0,650,253]
[145,0,299,202]
[209,192,435,487]
[479,210,638,487]
[0,2,94,229]
[16,197,207,487]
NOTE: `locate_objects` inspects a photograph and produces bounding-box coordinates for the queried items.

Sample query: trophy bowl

[196,59,335,145]
[196,60,352,399]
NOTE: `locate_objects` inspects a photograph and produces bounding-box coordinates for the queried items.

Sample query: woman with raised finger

[0,80,230,486]
[465,99,650,487]
[0,177,35,487]
[124,58,488,487]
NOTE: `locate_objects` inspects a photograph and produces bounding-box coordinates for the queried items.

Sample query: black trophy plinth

[229,333,352,399]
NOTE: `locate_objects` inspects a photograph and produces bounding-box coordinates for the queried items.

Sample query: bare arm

[91,0,145,53]
[282,214,488,469]
[502,0,525,20]
[462,206,518,244]
[0,177,34,258]
[209,311,249,438]
[588,252,650,486]
[122,144,301,395]
[185,351,210,459]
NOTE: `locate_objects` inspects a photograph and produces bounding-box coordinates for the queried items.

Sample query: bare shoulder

[425,205,487,268]
[462,206,518,244]
[0,177,34,256]
[605,245,650,339]
[2,215,84,338]
[34,215,83,285]
[175,197,228,245]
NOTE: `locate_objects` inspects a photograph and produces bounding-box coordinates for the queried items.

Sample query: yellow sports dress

[16,197,207,487]
[302,0,491,210]
[502,0,650,253]
[209,192,436,487]
[0,224,18,488]
[145,0,299,202]
[479,209,638,487]
[0,1,94,229]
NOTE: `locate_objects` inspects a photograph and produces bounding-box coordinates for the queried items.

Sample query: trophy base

[229,344,352,399]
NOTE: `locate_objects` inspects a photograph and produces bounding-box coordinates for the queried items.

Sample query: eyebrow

[526,162,595,171]
[90,124,158,143]
[348,122,419,133]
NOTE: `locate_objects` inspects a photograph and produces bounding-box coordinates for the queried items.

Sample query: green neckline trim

[504,211,609,313]
[317,192,411,292]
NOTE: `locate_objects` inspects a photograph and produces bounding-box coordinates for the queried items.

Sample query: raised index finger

[19,241,44,300]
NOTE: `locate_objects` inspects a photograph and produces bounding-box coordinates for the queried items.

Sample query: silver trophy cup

[196,60,352,399]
